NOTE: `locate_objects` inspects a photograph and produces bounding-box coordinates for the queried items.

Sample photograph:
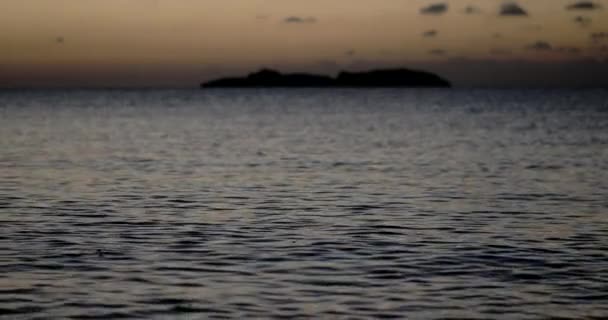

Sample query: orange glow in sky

[0,0,607,87]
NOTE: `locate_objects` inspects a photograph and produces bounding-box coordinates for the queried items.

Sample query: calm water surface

[1,89,607,319]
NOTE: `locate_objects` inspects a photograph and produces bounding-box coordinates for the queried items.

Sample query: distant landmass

[201,68,451,88]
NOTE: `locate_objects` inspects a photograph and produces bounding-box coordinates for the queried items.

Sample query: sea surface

[1,89,607,319]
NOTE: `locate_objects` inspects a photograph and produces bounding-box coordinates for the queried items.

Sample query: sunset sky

[1,0,607,87]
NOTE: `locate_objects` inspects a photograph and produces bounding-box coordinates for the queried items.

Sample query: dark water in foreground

[1,89,607,319]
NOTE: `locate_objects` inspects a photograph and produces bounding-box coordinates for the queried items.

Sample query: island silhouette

[201,68,451,88]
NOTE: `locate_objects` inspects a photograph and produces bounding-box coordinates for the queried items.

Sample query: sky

[1,0,607,87]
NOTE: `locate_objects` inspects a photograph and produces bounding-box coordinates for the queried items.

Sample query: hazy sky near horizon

[1,0,607,87]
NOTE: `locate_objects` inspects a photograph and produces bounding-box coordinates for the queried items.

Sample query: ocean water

[1,89,607,319]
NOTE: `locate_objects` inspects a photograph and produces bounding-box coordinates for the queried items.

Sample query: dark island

[201,68,451,88]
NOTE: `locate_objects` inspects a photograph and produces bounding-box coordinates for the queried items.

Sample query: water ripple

[1,89,607,318]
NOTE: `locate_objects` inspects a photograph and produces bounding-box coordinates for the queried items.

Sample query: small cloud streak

[591,32,608,43]
[556,47,582,54]
[283,16,317,24]
[429,49,447,55]
[525,41,553,51]
[574,16,592,27]
[422,30,438,38]
[500,2,528,16]
[523,41,581,54]
[566,1,602,10]
[464,5,481,14]
[420,3,448,15]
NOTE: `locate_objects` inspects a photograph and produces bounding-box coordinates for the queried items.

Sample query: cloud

[420,3,448,15]
[566,1,602,10]
[591,32,608,43]
[283,16,317,24]
[523,42,581,54]
[525,41,553,51]
[555,47,582,54]
[464,5,481,14]
[574,16,592,27]
[422,30,438,38]
[429,49,447,55]
[500,2,528,16]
